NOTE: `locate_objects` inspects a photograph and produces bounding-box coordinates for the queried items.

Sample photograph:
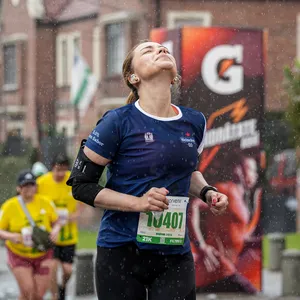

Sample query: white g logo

[201,45,244,95]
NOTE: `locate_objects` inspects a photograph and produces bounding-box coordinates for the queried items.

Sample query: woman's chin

[156,60,176,70]
[156,66,176,79]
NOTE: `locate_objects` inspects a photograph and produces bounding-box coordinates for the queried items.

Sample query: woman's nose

[158,48,167,54]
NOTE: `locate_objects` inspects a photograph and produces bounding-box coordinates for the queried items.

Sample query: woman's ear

[129,74,140,84]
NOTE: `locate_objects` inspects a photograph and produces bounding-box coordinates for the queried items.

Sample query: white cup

[21,227,33,247]
[57,208,69,225]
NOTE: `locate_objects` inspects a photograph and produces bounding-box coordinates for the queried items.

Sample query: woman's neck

[21,195,34,203]
[138,78,176,118]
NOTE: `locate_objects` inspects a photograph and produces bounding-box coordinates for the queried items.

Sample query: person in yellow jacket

[37,154,83,300]
[0,170,61,300]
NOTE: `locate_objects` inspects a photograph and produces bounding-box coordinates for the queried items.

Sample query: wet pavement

[0,246,298,300]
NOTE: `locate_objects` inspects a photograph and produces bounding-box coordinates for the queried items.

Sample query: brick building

[0,0,99,147]
[0,0,298,150]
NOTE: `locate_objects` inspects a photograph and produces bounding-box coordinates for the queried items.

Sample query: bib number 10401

[136,196,189,246]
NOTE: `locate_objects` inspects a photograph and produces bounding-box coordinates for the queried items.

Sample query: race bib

[136,196,189,245]
[21,226,33,247]
[57,208,69,225]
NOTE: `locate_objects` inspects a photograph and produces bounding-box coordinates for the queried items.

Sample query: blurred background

[0,0,300,299]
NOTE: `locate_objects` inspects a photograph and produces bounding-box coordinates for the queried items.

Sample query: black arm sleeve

[66,139,106,207]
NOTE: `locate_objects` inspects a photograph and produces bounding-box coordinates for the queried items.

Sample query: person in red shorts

[0,170,61,300]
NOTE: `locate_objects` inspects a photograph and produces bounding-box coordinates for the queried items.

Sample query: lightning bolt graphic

[200,98,249,173]
[207,98,248,129]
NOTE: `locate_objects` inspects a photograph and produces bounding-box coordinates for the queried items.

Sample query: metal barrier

[282,249,300,296]
[268,233,286,271]
[75,249,96,296]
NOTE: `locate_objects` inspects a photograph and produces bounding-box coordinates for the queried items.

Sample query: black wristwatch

[200,185,218,203]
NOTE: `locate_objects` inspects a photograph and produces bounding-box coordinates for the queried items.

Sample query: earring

[130,74,139,83]
[171,76,179,84]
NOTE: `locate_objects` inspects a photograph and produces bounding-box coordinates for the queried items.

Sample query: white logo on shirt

[180,137,195,148]
[144,132,154,143]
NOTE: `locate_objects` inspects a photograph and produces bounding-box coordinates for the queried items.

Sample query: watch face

[11,0,20,7]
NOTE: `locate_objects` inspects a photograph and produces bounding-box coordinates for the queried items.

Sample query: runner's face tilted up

[131,41,177,83]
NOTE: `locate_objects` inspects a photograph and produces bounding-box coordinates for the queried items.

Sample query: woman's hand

[206,191,228,215]
[139,187,169,212]
[8,233,22,244]
[50,223,61,243]
[200,243,220,272]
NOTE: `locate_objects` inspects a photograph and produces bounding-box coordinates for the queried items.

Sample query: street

[0,247,298,300]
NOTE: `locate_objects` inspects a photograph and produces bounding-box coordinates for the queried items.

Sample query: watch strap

[200,185,218,202]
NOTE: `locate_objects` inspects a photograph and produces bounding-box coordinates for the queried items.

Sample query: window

[3,44,17,87]
[173,19,208,27]
[100,11,141,77]
[68,32,81,83]
[56,32,81,87]
[62,39,68,86]
[167,11,212,29]
[106,23,126,76]
[0,0,3,30]
[297,15,300,59]
[73,36,80,53]
[93,26,101,82]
